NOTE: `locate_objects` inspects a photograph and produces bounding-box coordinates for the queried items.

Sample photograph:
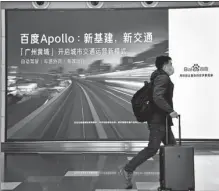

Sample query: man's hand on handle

[170,111,179,118]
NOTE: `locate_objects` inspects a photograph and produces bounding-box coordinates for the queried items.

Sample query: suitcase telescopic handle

[166,114,181,145]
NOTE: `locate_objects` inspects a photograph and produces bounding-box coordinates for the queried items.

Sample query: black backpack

[131,81,153,122]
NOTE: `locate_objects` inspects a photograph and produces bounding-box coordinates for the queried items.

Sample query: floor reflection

[1,150,219,191]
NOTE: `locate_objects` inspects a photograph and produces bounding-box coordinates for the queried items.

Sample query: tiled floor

[1,150,219,191]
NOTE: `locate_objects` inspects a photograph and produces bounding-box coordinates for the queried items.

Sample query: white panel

[136,182,159,190]
[1,182,21,190]
[65,171,100,177]
[169,8,219,139]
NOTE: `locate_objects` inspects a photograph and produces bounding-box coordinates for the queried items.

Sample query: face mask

[168,66,174,76]
[163,64,174,76]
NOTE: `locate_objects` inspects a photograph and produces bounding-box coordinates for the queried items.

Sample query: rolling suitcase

[158,115,195,191]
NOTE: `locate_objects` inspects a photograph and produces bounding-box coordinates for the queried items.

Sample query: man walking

[120,55,179,189]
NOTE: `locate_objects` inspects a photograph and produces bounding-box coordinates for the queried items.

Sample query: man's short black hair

[155,56,172,70]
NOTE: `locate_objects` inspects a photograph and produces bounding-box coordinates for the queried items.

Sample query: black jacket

[149,69,174,126]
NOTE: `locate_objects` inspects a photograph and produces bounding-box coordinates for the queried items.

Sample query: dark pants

[124,123,176,172]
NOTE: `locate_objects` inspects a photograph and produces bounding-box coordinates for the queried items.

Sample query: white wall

[169,8,219,139]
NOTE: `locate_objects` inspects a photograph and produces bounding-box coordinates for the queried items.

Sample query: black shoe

[119,165,133,189]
